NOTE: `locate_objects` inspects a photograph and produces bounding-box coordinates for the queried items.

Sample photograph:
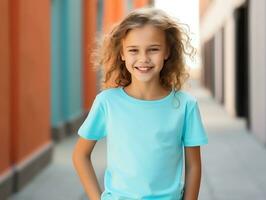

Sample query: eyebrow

[126,44,161,49]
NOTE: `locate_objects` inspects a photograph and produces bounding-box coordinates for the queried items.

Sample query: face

[121,24,169,84]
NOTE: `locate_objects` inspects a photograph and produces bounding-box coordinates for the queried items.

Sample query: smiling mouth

[134,66,154,73]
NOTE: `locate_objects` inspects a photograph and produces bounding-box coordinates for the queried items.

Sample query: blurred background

[1,0,266,199]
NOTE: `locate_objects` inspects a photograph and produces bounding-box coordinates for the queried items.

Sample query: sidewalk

[9,84,266,200]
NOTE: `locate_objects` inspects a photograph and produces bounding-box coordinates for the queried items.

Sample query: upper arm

[184,146,201,169]
[182,100,208,147]
[72,137,97,158]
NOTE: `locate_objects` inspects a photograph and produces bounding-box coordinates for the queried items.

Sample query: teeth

[136,67,151,71]
[139,67,149,69]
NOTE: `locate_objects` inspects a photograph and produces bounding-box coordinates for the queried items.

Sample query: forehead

[122,24,167,46]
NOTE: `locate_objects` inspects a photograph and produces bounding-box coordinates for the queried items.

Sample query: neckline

[120,87,174,104]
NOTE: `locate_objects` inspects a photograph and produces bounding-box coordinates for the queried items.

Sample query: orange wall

[133,0,150,8]
[103,0,125,33]
[0,0,11,174]
[83,0,98,110]
[9,0,51,163]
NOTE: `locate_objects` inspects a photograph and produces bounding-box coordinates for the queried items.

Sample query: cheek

[124,58,134,71]
[152,55,165,64]
[125,55,136,65]
[155,57,166,70]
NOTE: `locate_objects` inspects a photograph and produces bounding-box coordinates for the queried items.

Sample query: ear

[120,49,125,61]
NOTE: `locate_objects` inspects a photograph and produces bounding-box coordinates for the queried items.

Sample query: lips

[134,66,154,72]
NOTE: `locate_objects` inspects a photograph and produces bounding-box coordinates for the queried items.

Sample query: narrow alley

[2,1,266,200]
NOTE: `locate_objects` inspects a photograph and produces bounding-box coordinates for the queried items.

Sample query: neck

[124,81,171,100]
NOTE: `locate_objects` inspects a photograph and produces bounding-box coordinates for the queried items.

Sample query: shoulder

[176,90,197,105]
[90,88,121,112]
[95,87,121,102]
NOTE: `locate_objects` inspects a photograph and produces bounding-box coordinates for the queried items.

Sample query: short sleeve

[182,100,208,146]
[78,95,107,140]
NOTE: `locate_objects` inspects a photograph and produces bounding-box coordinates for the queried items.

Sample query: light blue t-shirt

[78,87,208,200]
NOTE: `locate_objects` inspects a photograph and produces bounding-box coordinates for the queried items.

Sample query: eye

[128,49,138,53]
[149,48,160,52]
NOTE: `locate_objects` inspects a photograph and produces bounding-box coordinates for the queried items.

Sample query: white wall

[249,0,266,143]
[214,30,223,103]
[201,0,240,116]
[200,0,246,43]
[224,16,236,116]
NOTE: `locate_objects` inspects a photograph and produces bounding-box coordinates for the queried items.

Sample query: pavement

[8,83,266,200]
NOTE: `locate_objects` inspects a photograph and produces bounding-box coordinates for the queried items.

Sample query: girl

[72,7,208,200]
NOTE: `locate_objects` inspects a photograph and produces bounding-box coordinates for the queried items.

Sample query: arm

[72,137,102,200]
[183,146,202,200]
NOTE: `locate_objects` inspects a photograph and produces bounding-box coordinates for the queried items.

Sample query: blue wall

[51,0,83,128]
[62,0,83,121]
[96,0,104,92]
[51,0,63,126]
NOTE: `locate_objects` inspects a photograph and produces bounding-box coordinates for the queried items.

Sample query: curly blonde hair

[92,7,196,91]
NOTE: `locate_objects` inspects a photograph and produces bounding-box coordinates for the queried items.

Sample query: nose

[138,52,150,63]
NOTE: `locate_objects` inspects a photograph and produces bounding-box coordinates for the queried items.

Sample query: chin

[134,76,154,83]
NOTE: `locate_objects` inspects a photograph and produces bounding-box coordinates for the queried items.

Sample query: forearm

[183,164,201,200]
[73,155,102,200]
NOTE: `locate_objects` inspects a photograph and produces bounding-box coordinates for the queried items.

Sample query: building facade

[200,0,266,144]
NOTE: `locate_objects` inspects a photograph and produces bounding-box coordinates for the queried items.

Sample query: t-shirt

[78,87,208,200]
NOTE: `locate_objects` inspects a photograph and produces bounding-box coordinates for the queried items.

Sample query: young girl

[72,7,208,200]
